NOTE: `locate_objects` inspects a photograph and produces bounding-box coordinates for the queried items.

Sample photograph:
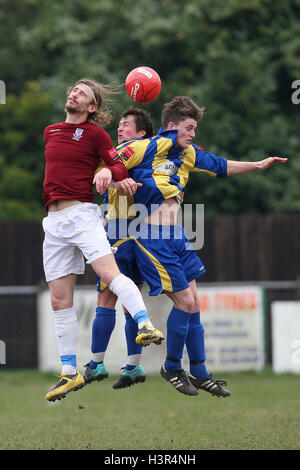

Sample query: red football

[125,66,161,103]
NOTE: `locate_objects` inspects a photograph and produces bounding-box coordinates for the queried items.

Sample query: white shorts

[42,203,113,282]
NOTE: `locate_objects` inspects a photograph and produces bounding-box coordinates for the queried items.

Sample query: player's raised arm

[227,156,288,175]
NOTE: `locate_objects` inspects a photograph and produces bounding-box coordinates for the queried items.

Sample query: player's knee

[97,288,117,309]
[188,301,199,313]
[51,294,72,311]
[181,295,199,313]
[92,255,120,286]
[193,296,201,312]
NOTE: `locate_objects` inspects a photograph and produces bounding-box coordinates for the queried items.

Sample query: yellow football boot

[135,322,165,346]
[46,371,85,402]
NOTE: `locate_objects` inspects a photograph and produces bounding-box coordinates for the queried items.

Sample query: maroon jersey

[43,121,128,210]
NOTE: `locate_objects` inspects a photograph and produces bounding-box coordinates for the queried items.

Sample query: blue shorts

[96,219,144,292]
[134,223,206,296]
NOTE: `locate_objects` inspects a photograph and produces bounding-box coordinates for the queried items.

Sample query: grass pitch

[0,368,299,450]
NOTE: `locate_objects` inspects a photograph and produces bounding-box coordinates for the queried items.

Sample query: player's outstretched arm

[227,157,288,175]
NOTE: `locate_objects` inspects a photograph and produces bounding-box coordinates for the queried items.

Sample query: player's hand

[114,178,142,195]
[93,168,112,194]
[257,157,288,170]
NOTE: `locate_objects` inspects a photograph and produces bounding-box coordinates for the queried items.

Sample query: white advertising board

[38,284,265,374]
[271,301,300,374]
[37,287,169,374]
[183,285,265,372]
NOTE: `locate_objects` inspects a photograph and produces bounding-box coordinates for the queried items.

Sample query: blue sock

[124,313,142,371]
[125,313,142,356]
[91,307,116,361]
[165,307,191,372]
[89,359,103,370]
[133,309,149,326]
[185,312,210,378]
[61,354,77,370]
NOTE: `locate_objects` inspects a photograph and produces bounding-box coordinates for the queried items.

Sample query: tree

[0,0,299,218]
[0,82,54,219]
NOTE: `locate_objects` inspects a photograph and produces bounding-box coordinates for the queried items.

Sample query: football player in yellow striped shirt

[85,108,156,389]
[93,96,287,396]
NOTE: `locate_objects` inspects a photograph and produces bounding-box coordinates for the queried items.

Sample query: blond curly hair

[66,78,121,126]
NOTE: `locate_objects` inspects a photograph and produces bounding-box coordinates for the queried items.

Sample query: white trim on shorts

[42,202,113,282]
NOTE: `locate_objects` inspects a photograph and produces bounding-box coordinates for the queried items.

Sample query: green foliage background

[0,0,299,219]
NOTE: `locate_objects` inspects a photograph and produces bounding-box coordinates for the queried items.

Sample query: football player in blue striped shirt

[93,96,287,397]
[84,107,156,389]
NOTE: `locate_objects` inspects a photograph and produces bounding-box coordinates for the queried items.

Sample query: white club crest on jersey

[72,128,84,141]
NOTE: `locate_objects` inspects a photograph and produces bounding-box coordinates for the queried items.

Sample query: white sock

[127,354,142,367]
[109,274,147,319]
[62,365,77,376]
[91,352,105,363]
[53,307,78,375]
[138,320,153,328]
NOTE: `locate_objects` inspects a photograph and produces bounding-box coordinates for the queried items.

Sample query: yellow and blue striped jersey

[102,129,228,219]
[103,138,147,220]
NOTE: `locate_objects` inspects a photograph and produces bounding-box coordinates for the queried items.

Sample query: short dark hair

[121,107,154,138]
[161,96,205,129]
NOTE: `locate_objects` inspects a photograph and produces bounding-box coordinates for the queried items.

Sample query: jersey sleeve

[117,140,149,169]
[93,127,129,181]
[192,144,228,178]
[43,127,49,144]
